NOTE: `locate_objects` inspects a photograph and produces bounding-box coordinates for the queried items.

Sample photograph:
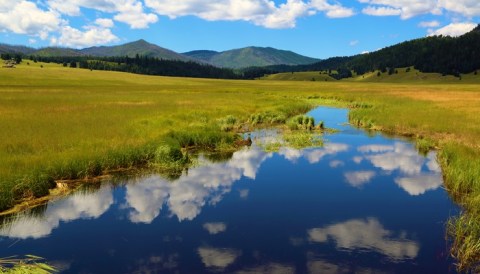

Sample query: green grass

[1,62,480,271]
[260,71,336,82]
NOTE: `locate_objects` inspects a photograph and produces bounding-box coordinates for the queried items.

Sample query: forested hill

[183,47,319,69]
[260,24,480,76]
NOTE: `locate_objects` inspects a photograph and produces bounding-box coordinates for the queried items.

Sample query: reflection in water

[395,174,443,196]
[307,259,349,274]
[237,263,295,274]
[344,171,376,187]
[125,146,271,223]
[360,143,424,175]
[279,143,349,164]
[308,218,419,260]
[197,247,241,269]
[203,222,227,235]
[329,160,345,168]
[355,143,443,196]
[0,186,113,239]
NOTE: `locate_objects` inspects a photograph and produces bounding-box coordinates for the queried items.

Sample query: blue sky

[0,0,478,58]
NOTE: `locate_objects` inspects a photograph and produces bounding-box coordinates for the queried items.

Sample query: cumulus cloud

[0,1,61,39]
[53,25,118,48]
[358,0,440,19]
[394,173,443,195]
[145,0,354,29]
[95,18,114,28]
[47,0,158,29]
[438,0,480,17]
[428,22,477,37]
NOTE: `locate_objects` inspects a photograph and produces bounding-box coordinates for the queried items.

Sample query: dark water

[0,107,458,273]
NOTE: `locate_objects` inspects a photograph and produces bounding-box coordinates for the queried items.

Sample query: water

[0,107,458,273]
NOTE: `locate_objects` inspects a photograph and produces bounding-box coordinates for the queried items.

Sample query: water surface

[0,107,458,273]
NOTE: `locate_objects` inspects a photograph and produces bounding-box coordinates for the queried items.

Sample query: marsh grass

[0,255,55,273]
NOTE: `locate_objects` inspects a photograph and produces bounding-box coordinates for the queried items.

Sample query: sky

[0,0,479,59]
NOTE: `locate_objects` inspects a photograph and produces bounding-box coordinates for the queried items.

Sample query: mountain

[184,47,319,69]
[0,44,36,55]
[182,50,219,61]
[33,47,85,57]
[81,39,191,61]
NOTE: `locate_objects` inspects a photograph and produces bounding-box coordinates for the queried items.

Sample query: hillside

[184,47,319,69]
[81,39,191,61]
[263,24,480,76]
[0,44,36,55]
[260,71,336,82]
[33,47,85,57]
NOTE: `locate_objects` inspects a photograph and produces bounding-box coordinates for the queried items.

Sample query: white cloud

[418,20,440,28]
[358,0,440,19]
[349,40,359,46]
[0,1,61,39]
[362,6,401,16]
[310,0,356,18]
[95,18,114,28]
[329,160,344,168]
[344,170,376,187]
[428,22,477,37]
[54,25,118,48]
[308,218,419,260]
[438,0,480,17]
[145,0,354,29]
[203,222,227,234]
[47,0,158,29]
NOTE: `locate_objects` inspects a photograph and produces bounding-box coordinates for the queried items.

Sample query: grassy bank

[1,62,480,271]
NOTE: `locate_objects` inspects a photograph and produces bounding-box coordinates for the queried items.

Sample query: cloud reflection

[308,218,419,260]
[357,143,443,195]
[125,146,271,223]
[198,247,241,269]
[203,222,227,235]
[0,186,113,239]
[344,171,376,187]
[278,143,349,164]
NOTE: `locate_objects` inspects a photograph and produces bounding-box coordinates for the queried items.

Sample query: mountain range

[0,40,319,69]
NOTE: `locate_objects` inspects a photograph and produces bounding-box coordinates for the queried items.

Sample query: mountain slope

[81,39,191,61]
[264,24,480,76]
[33,47,85,57]
[185,47,319,69]
[0,44,36,55]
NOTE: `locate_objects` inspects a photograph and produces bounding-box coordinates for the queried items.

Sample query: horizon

[0,1,479,59]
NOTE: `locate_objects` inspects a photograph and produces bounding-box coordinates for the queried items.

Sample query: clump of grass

[415,137,436,156]
[287,115,315,130]
[447,214,480,272]
[284,131,323,148]
[249,111,287,125]
[217,115,238,132]
[0,255,55,273]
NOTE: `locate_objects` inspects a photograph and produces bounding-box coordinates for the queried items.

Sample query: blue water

[0,107,458,273]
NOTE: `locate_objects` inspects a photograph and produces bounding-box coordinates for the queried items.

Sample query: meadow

[1,62,480,271]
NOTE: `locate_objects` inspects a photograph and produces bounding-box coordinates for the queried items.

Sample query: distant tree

[406,67,411,72]
[1,53,11,60]
[63,62,68,67]
[69,61,77,68]
[14,54,22,64]
[377,72,381,77]
[475,70,478,75]
[395,70,399,74]
[388,67,395,75]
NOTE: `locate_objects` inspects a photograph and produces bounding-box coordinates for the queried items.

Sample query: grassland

[1,62,480,271]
